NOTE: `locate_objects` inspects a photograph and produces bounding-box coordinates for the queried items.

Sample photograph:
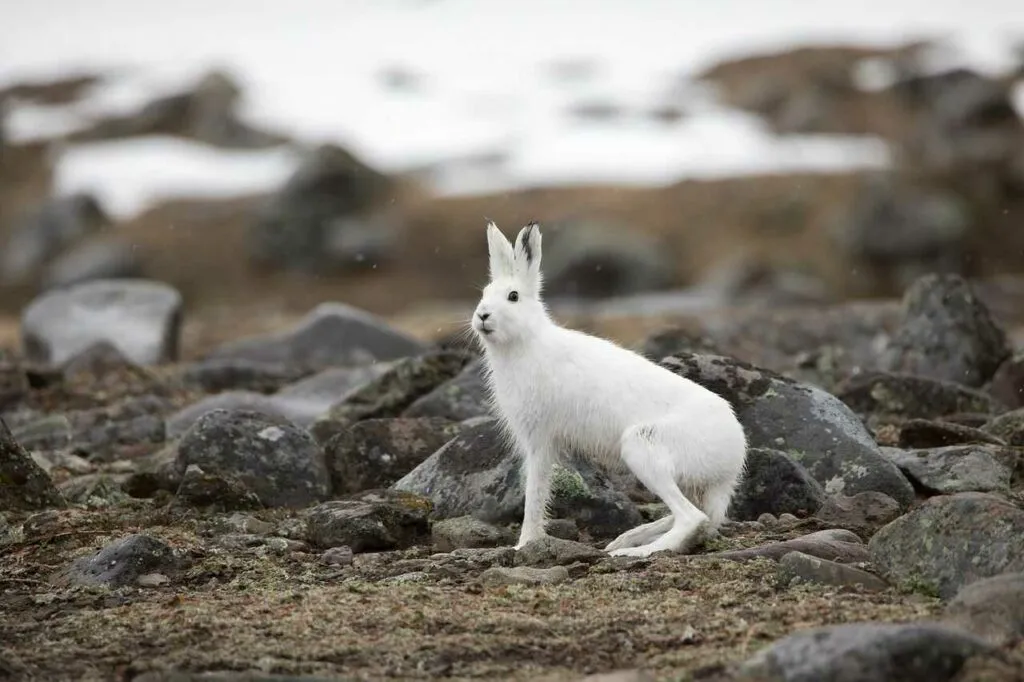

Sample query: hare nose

[477,312,491,321]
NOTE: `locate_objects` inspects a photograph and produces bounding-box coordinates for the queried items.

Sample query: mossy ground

[2,502,986,682]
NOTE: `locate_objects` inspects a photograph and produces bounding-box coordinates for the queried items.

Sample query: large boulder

[21,279,183,366]
[660,352,914,506]
[246,144,397,274]
[734,621,997,682]
[869,492,1024,599]
[393,418,643,538]
[879,273,1010,388]
[175,409,330,508]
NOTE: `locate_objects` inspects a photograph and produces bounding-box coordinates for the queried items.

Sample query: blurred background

[2,0,1024,355]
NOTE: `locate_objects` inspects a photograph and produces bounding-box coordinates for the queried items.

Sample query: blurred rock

[204,302,425,371]
[879,273,1010,388]
[178,358,305,394]
[982,407,1024,446]
[60,340,137,380]
[20,278,183,366]
[896,418,1006,448]
[401,358,491,421]
[986,351,1024,409]
[0,353,27,410]
[831,176,969,293]
[735,621,995,682]
[1,193,111,286]
[943,572,1024,647]
[836,371,1004,422]
[66,69,289,149]
[0,417,66,511]
[41,235,142,289]
[171,464,263,511]
[247,144,397,274]
[431,515,509,552]
[310,350,471,443]
[540,221,676,299]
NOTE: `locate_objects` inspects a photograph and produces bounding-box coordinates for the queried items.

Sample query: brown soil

[0,503,971,682]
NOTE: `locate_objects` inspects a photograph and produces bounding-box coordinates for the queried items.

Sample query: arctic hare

[470,221,748,557]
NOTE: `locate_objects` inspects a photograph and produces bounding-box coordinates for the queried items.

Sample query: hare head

[472,221,549,346]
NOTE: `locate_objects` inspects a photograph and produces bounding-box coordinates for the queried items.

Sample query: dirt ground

[1,502,961,682]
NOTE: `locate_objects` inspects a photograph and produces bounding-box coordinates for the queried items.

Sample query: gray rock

[0,417,66,511]
[661,353,915,506]
[168,364,392,437]
[60,340,137,380]
[830,177,969,294]
[1,193,110,285]
[402,358,491,421]
[836,371,1004,421]
[166,392,287,440]
[246,144,395,273]
[0,355,27,410]
[943,571,1024,646]
[303,489,432,552]
[986,352,1024,409]
[982,407,1024,446]
[728,448,825,521]
[777,551,889,591]
[431,515,508,552]
[204,301,426,371]
[813,492,902,540]
[273,364,393,425]
[321,545,354,566]
[513,536,605,567]
[20,278,183,366]
[64,534,181,588]
[393,418,643,538]
[707,529,869,564]
[178,358,304,394]
[881,445,1014,494]
[480,565,570,587]
[897,418,1006,448]
[735,621,996,682]
[539,221,676,299]
[171,464,263,510]
[880,273,1010,388]
[310,351,472,443]
[175,409,329,508]
[41,235,141,289]
[325,417,465,494]
[869,492,1024,598]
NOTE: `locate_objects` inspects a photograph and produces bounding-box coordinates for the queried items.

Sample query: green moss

[550,465,590,501]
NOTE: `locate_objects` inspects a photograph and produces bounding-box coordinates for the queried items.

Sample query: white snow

[2,0,1023,219]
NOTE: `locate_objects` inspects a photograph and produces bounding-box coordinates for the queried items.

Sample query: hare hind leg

[604,515,673,553]
[608,423,708,558]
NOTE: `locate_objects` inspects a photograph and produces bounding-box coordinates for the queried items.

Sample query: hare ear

[486,221,515,280]
[514,221,543,290]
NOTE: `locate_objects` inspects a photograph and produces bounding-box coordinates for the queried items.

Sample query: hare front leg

[514,442,556,549]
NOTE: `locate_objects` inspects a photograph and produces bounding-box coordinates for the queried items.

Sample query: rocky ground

[3,38,1024,682]
[2,268,1024,681]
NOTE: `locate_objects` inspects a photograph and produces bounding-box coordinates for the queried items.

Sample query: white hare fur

[471,221,749,558]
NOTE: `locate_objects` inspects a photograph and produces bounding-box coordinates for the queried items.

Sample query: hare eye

[507,290,519,302]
